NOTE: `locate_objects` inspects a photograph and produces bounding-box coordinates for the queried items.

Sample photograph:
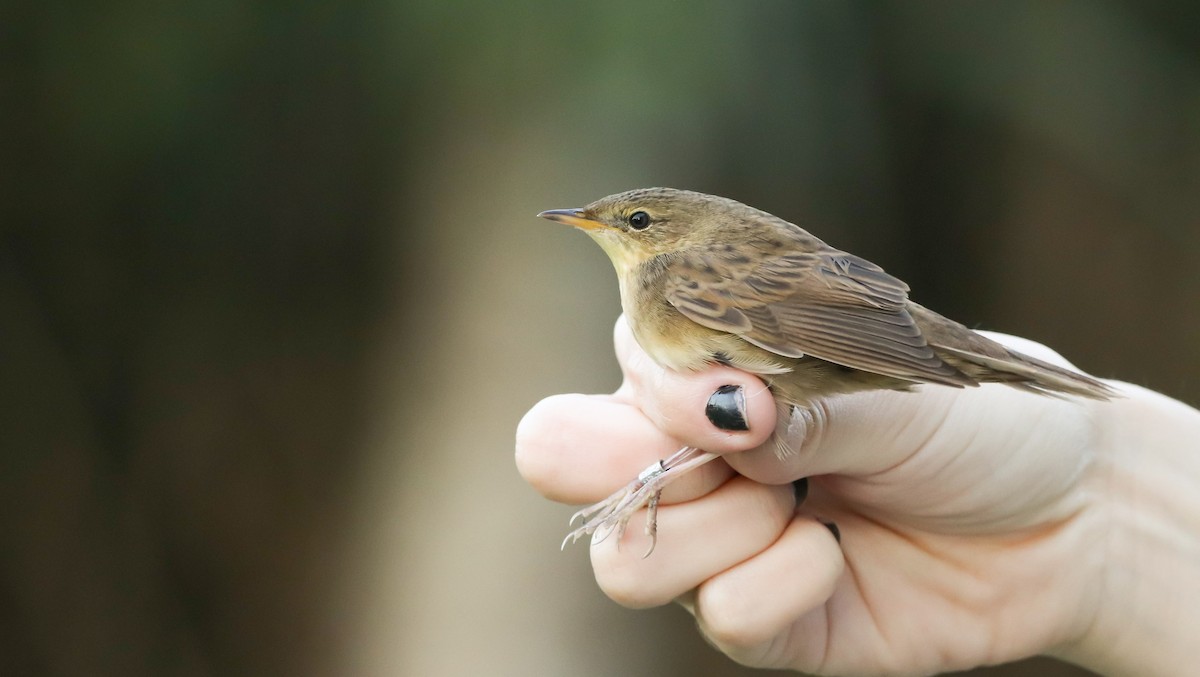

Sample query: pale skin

[516,316,1200,676]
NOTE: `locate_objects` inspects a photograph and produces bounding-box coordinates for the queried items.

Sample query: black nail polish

[792,477,809,505]
[706,385,748,431]
[822,521,841,544]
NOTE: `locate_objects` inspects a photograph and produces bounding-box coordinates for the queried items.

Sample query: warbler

[539,187,1113,554]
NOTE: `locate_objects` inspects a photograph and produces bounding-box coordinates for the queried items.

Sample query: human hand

[517,316,1200,676]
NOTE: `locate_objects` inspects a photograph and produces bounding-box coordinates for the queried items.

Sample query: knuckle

[698,579,772,650]
[620,343,660,394]
[592,553,670,610]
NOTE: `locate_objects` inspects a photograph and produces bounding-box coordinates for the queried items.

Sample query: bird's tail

[934,343,1116,400]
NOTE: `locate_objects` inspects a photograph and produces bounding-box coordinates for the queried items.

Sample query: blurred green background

[4,1,1199,676]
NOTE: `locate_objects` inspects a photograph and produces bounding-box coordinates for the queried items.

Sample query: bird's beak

[537,208,605,231]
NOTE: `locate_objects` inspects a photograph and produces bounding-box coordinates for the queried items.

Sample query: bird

[538,187,1114,555]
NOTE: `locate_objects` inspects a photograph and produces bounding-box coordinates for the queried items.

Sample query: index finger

[611,315,778,455]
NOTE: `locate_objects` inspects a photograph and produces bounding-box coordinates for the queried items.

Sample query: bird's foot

[561,446,719,557]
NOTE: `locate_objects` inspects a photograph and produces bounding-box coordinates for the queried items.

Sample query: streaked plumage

[539,187,1113,553]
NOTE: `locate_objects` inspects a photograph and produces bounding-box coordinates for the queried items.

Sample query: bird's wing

[664,248,972,385]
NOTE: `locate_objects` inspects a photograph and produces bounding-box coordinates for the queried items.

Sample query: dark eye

[628,211,651,230]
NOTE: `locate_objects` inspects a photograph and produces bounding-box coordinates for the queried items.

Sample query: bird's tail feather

[934,344,1115,400]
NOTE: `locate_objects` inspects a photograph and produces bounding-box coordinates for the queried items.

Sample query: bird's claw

[560,446,719,557]
[559,465,666,555]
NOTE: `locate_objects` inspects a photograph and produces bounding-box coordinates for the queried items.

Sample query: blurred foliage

[2,1,1198,676]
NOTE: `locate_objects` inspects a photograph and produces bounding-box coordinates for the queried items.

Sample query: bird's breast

[621,287,706,372]
[624,291,793,376]
[620,255,794,375]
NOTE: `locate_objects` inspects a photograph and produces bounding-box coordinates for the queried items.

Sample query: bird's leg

[561,446,720,557]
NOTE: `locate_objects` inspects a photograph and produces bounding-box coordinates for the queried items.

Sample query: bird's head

[538,187,739,275]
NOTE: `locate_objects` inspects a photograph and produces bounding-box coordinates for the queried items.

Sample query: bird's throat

[588,231,641,279]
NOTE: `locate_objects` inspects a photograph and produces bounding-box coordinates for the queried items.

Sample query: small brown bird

[539,187,1113,554]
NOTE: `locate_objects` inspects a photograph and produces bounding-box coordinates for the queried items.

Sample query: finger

[515,393,734,505]
[727,332,1106,485]
[590,477,795,609]
[976,330,1075,368]
[612,315,777,454]
[693,517,844,667]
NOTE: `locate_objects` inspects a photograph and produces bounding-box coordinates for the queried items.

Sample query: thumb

[725,331,1100,486]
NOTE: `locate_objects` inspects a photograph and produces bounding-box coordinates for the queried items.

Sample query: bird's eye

[628,211,651,230]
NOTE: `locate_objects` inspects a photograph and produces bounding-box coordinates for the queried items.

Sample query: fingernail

[792,477,809,506]
[822,520,841,544]
[706,385,748,431]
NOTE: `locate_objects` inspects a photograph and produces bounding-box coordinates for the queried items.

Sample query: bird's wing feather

[664,247,973,385]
